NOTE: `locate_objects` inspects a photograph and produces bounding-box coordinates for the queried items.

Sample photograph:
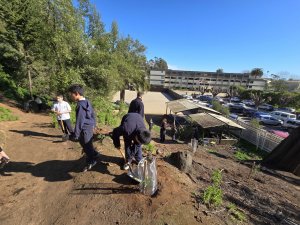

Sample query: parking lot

[179,93,299,138]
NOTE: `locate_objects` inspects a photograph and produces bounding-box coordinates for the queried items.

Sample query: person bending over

[112,113,151,170]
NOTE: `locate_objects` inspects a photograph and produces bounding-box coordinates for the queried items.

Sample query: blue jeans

[79,127,98,164]
[124,140,142,164]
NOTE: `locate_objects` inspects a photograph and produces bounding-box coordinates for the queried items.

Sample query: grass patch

[233,139,268,161]
[0,106,18,122]
[234,150,252,161]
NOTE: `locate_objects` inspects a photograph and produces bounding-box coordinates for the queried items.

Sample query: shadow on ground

[10,129,61,138]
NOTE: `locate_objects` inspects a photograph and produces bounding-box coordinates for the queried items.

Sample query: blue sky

[91,0,300,79]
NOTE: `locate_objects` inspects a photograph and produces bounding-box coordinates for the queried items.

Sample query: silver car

[258,115,283,126]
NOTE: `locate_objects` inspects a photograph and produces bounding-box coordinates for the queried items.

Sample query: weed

[202,170,223,208]
[234,150,251,161]
[227,203,246,222]
[0,106,18,122]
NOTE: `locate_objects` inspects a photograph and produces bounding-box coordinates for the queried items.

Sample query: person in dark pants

[112,113,151,170]
[193,124,200,141]
[148,118,154,131]
[128,91,144,118]
[52,95,74,135]
[68,84,100,172]
[160,118,168,143]
[33,95,43,112]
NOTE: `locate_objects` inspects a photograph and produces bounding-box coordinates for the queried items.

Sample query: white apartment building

[150,69,266,91]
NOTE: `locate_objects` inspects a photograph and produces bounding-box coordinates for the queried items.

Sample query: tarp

[166,99,200,113]
[263,126,300,176]
[166,99,221,115]
[189,113,225,128]
[207,113,245,129]
[189,113,245,130]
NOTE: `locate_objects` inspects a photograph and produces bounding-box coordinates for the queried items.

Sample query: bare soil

[0,102,299,225]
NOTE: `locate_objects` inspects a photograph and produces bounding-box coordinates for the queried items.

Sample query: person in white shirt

[52,95,74,135]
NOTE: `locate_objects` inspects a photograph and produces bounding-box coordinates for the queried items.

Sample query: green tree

[148,57,168,70]
[216,68,223,73]
[270,74,288,92]
[251,68,263,78]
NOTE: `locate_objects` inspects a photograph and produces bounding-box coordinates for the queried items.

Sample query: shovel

[117,147,142,183]
[60,120,69,141]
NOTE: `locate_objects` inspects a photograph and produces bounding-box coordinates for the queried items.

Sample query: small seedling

[227,203,246,222]
[143,143,156,154]
[202,170,223,208]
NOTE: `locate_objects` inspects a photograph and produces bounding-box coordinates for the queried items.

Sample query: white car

[270,111,297,122]
[283,119,300,129]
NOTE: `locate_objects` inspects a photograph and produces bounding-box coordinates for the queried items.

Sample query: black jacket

[128,98,144,118]
[74,99,96,138]
[112,113,146,148]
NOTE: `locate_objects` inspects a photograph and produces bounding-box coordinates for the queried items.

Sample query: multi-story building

[149,69,267,91]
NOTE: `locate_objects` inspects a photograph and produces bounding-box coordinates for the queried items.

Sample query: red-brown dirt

[0,102,299,225]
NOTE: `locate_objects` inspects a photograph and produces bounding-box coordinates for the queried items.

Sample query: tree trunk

[27,65,33,100]
[120,89,125,102]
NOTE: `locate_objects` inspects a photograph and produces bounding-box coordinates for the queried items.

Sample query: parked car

[277,107,296,113]
[230,103,245,110]
[198,95,213,103]
[253,111,270,118]
[257,115,283,126]
[214,96,224,104]
[258,103,274,111]
[270,111,297,122]
[230,97,240,103]
[186,95,193,100]
[242,100,255,108]
[283,119,300,129]
[243,107,257,117]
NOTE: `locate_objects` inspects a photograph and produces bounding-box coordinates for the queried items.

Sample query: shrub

[250,118,260,128]
[0,70,29,101]
[0,106,18,122]
[212,100,230,116]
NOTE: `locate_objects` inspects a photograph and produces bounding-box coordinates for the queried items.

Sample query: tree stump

[168,151,193,173]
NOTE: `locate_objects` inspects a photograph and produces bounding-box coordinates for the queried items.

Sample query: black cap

[136,129,151,144]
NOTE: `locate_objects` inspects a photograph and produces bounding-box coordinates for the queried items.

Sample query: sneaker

[0,157,9,169]
[94,152,101,160]
[83,161,97,172]
[123,163,130,170]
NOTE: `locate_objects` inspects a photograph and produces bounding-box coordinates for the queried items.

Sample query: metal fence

[231,120,284,152]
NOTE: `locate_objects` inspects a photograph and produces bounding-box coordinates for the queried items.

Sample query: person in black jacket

[112,113,151,170]
[128,91,144,118]
[160,118,168,143]
[68,84,100,172]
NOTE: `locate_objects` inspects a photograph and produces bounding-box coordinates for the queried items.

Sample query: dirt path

[0,103,198,225]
